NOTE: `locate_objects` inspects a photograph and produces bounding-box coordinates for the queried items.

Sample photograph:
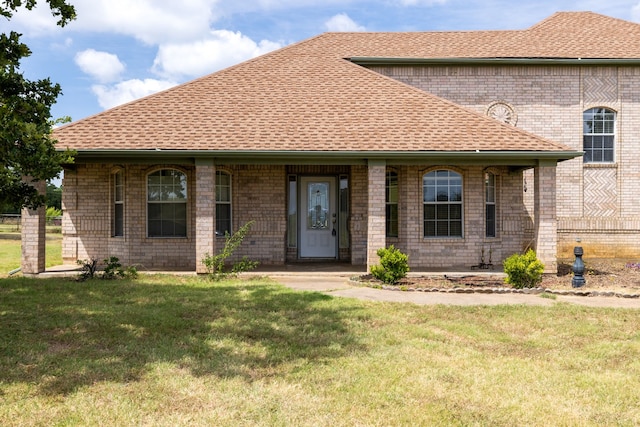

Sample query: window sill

[583,162,617,169]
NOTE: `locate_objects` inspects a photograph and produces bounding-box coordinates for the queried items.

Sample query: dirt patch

[360,258,640,295]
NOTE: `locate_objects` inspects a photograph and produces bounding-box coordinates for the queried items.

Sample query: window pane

[436,221,449,236]
[386,172,398,203]
[216,204,231,236]
[450,221,462,237]
[148,220,162,237]
[424,187,435,202]
[114,204,124,237]
[339,175,349,249]
[288,177,297,248]
[216,172,231,202]
[425,204,435,220]
[386,204,398,237]
[450,204,462,220]
[436,205,449,220]
[425,221,435,236]
[148,204,161,220]
[486,205,496,237]
[450,186,462,202]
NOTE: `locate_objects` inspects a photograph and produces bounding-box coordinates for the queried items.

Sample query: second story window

[583,107,615,163]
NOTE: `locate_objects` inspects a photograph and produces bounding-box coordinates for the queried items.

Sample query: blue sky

[5,0,640,123]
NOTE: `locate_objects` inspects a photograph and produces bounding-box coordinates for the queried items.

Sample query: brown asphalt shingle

[54,11,634,154]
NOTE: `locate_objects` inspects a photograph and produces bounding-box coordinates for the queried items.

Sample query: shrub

[77,258,98,281]
[202,221,259,281]
[370,245,409,285]
[77,256,138,281]
[503,249,545,289]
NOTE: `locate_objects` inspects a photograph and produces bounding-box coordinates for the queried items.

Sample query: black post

[572,243,586,288]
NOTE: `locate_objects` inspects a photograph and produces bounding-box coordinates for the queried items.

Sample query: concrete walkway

[266,272,640,309]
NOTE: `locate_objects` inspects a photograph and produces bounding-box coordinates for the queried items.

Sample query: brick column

[195,159,216,274]
[534,164,558,274]
[367,160,386,269]
[21,179,46,275]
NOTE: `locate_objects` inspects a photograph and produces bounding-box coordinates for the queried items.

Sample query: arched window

[583,107,615,163]
[423,170,463,238]
[386,171,398,238]
[147,169,187,237]
[216,170,232,236]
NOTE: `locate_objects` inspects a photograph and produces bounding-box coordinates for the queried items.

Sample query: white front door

[299,176,337,258]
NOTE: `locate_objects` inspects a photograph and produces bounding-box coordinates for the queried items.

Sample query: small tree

[202,221,258,281]
[503,249,545,289]
[370,245,409,285]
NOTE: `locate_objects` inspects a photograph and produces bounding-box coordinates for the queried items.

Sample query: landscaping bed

[358,258,640,297]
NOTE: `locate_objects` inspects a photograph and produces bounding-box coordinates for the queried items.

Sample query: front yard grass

[0,227,62,276]
[1,275,639,426]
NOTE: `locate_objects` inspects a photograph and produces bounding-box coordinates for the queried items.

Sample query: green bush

[370,245,409,285]
[503,249,545,288]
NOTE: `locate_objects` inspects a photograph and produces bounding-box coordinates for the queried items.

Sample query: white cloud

[70,0,216,44]
[152,30,283,79]
[75,49,126,83]
[324,13,366,32]
[9,3,60,36]
[11,0,218,44]
[92,79,178,109]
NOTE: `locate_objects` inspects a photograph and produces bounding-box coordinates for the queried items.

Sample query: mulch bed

[355,258,640,298]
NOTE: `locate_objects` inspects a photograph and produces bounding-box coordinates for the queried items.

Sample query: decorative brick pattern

[583,167,617,217]
[583,76,618,104]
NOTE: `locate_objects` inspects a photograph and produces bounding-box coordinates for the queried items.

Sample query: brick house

[24,11,638,275]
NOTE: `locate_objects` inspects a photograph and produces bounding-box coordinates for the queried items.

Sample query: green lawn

[0,275,639,426]
[0,228,62,276]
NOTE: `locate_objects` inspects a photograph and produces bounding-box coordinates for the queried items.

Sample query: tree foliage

[0,0,76,209]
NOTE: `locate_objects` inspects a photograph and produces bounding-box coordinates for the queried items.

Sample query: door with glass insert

[299,176,337,258]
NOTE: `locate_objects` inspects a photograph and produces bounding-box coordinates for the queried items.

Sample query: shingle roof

[54,11,634,156]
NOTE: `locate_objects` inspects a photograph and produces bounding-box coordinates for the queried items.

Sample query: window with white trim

[216,171,232,236]
[147,169,187,237]
[423,170,463,238]
[583,107,615,163]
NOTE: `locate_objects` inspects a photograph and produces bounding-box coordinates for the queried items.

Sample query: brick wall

[370,64,640,258]
[62,161,530,270]
[383,164,525,270]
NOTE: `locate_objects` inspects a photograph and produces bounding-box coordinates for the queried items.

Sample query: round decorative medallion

[487,101,517,126]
